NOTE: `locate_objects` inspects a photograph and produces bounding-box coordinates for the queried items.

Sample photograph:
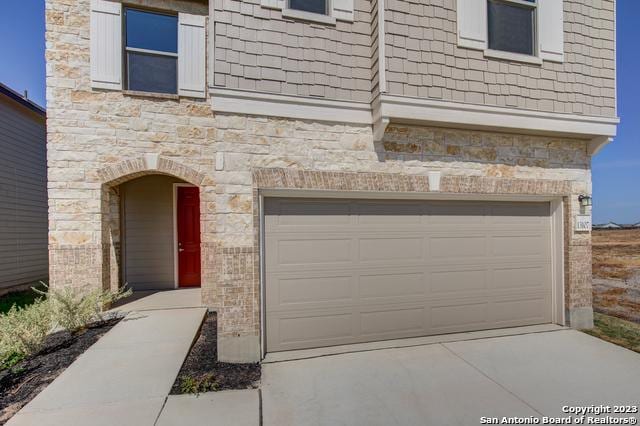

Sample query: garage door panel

[430,235,487,258]
[265,199,353,228]
[430,269,488,294]
[356,201,425,225]
[360,307,426,336]
[359,237,424,262]
[430,302,489,329]
[359,272,426,300]
[491,264,550,290]
[275,238,353,265]
[427,202,488,224]
[490,296,550,324]
[491,234,548,257]
[265,198,554,353]
[488,203,549,223]
[274,313,356,346]
[273,275,354,306]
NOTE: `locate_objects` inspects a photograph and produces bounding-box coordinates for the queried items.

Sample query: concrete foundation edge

[567,307,594,329]
[218,335,261,363]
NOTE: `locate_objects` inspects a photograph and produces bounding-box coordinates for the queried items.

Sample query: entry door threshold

[263,324,566,363]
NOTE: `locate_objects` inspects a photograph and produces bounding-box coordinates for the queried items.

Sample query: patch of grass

[592,230,640,280]
[583,313,640,353]
[0,282,48,315]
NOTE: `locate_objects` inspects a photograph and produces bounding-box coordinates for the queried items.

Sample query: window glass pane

[488,1,535,55]
[126,8,178,53]
[127,52,177,94]
[289,0,327,15]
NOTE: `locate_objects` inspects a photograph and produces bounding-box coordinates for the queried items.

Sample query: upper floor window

[289,0,328,15]
[487,0,536,56]
[456,0,564,65]
[124,8,178,94]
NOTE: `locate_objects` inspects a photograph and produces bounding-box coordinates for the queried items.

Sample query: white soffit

[374,95,619,147]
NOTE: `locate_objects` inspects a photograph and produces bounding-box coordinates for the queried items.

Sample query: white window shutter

[456,0,487,50]
[538,0,564,62]
[178,13,206,99]
[261,0,285,10]
[90,0,122,90]
[333,0,355,22]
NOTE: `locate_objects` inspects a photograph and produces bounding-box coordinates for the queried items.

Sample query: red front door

[177,186,201,287]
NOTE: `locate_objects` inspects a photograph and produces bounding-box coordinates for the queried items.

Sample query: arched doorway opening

[118,175,201,290]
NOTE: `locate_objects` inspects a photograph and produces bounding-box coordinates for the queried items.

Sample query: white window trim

[281,7,336,25]
[262,0,352,25]
[485,0,539,61]
[484,49,542,65]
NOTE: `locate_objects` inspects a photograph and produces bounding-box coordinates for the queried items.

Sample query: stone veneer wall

[47,0,594,362]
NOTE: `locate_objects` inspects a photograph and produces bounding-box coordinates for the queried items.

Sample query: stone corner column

[564,191,594,330]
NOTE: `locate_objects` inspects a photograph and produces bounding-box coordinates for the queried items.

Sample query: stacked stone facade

[46,0,604,362]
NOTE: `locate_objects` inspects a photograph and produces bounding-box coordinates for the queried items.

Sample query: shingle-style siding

[383,0,616,117]
[0,96,47,291]
[212,0,374,103]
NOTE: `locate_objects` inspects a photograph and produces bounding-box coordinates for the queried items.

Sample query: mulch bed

[171,312,261,394]
[0,318,121,425]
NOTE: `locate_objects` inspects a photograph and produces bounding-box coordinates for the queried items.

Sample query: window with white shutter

[538,0,564,62]
[90,2,207,97]
[178,14,206,99]
[456,0,564,63]
[90,0,122,90]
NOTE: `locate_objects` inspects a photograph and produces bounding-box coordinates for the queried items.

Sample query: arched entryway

[97,155,213,296]
[119,175,200,290]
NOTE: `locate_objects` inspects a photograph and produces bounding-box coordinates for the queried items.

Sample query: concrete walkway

[8,292,207,426]
[156,390,260,426]
[262,329,640,426]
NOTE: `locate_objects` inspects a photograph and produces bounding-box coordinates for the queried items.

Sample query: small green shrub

[0,352,25,371]
[38,285,131,334]
[0,299,52,362]
[179,374,218,394]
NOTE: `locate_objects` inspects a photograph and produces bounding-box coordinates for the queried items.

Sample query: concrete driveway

[262,329,640,426]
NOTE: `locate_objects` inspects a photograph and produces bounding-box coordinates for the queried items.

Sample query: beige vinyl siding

[0,97,47,290]
[383,0,616,117]
[121,175,184,290]
[213,0,374,102]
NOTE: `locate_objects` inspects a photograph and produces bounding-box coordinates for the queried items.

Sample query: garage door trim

[258,190,565,357]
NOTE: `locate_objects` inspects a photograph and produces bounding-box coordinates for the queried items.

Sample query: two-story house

[45,0,618,362]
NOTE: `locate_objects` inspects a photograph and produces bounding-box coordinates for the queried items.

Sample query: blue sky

[0,0,638,223]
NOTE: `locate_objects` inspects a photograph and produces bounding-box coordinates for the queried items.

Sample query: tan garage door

[265,198,552,352]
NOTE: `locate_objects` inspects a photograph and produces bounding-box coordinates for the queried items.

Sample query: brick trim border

[97,155,208,187]
[252,168,573,195]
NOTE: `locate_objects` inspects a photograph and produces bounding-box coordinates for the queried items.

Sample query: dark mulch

[0,318,121,424]
[171,313,261,394]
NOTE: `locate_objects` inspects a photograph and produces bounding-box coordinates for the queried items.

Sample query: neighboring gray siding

[384,0,616,117]
[122,175,183,291]
[213,0,374,103]
[0,97,47,291]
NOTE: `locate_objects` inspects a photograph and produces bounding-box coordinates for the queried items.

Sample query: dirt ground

[0,318,120,425]
[171,313,260,394]
[592,229,640,323]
